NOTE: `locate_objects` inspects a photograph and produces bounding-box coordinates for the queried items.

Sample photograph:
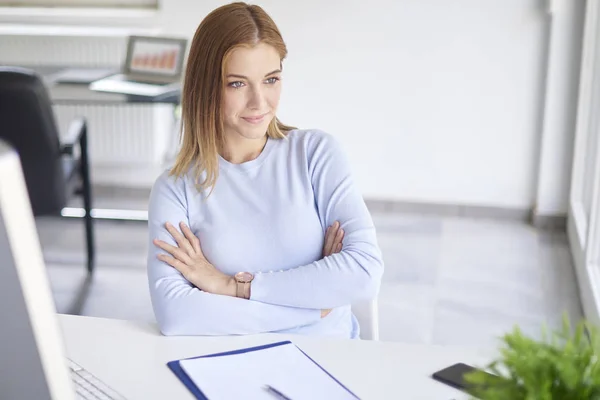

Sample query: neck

[220,133,268,164]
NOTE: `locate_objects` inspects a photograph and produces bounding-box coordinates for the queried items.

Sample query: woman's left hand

[153,222,236,297]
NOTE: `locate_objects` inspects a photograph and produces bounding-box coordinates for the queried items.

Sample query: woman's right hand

[321,221,344,318]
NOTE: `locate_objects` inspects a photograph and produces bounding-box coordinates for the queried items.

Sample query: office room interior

[1,0,600,399]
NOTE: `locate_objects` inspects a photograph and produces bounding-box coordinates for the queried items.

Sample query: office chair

[352,299,380,340]
[0,66,95,275]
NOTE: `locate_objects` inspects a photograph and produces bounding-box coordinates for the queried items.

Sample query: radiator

[0,33,177,188]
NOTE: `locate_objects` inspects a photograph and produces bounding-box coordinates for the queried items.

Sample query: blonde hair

[170,2,296,194]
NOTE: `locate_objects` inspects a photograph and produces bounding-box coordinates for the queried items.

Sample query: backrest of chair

[351,298,380,340]
[0,67,67,215]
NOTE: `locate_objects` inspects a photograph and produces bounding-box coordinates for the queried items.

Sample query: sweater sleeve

[250,131,384,309]
[147,171,321,336]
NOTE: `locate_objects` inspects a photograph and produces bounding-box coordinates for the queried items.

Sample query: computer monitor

[0,139,76,400]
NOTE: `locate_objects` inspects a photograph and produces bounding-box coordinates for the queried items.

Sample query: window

[0,0,157,8]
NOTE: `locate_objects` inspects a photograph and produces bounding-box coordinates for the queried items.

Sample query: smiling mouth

[242,113,268,124]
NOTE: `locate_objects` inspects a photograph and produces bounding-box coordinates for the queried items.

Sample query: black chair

[0,66,95,275]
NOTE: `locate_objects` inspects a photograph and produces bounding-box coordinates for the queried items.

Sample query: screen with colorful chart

[128,40,183,76]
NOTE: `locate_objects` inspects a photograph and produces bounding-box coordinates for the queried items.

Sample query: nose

[247,85,265,111]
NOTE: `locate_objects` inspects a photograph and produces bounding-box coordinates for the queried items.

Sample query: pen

[263,384,293,400]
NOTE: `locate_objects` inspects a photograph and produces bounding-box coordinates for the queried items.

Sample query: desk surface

[58,314,496,400]
[16,65,180,105]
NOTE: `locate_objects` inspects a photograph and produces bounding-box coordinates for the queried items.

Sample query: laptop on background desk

[90,35,188,97]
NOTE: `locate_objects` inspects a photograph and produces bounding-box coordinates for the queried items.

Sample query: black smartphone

[432,362,493,393]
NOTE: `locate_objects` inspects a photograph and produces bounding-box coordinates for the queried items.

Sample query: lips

[242,113,268,124]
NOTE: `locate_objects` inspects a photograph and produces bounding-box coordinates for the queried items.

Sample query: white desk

[58,314,496,400]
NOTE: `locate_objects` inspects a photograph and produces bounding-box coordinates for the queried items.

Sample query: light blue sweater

[147,129,384,338]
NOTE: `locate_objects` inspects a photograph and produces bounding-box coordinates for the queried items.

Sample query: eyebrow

[226,69,282,79]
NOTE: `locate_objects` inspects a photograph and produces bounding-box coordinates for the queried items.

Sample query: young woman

[148,2,384,339]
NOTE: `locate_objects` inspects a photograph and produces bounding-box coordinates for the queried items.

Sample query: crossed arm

[148,180,343,336]
[148,132,384,336]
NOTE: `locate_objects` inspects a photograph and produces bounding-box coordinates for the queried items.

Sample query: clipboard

[167,340,359,399]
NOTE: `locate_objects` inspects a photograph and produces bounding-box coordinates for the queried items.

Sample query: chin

[238,121,273,139]
[232,127,266,140]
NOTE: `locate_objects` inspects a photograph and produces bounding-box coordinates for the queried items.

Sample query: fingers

[323,221,345,257]
[323,221,339,257]
[157,254,190,277]
[165,222,195,256]
[153,238,194,266]
[179,222,202,255]
[333,227,344,254]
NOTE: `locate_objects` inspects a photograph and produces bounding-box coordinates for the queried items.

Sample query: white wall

[158,0,552,210]
[0,0,580,213]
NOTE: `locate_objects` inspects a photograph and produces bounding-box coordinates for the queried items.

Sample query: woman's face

[221,43,282,142]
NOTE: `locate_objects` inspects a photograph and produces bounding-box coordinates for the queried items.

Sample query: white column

[534,0,586,221]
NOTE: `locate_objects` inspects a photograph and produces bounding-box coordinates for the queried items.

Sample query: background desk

[7,65,181,189]
[59,314,496,400]
[25,65,181,105]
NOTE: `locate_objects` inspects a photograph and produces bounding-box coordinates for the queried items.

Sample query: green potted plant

[463,314,600,399]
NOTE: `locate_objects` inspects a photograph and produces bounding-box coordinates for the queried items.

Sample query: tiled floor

[38,191,584,350]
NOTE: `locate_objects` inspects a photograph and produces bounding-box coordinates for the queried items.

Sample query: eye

[228,81,244,89]
[265,77,280,84]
